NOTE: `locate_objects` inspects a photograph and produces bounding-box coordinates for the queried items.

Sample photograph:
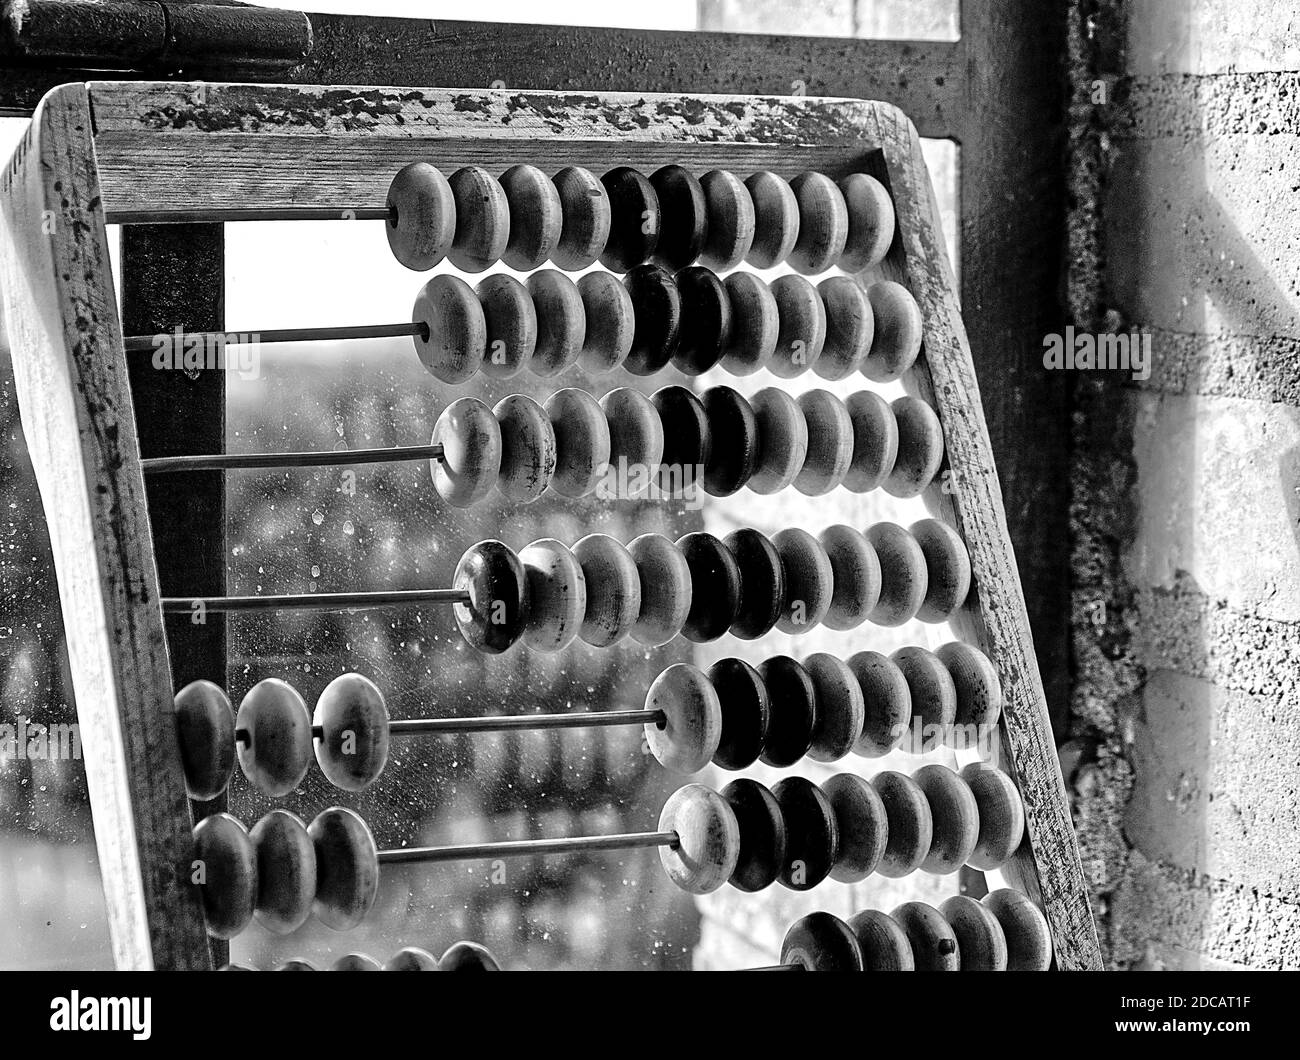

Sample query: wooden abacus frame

[0,80,1102,970]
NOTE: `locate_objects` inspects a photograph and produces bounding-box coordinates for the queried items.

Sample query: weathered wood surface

[0,83,210,970]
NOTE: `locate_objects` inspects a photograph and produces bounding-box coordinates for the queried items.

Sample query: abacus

[0,80,1102,970]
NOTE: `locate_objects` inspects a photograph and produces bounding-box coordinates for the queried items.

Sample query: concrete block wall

[1069,0,1300,969]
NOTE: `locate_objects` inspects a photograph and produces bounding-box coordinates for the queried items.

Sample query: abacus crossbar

[376,831,680,865]
[122,320,424,352]
[163,589,469,612]
[143,444,444,474]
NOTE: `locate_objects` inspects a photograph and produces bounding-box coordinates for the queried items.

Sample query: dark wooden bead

[332,953,382,971]
[440,941,502,971]
[698,169,755,271]
[818,524,881,630]
[770,274,826,377]
[940,895,1008,971]
[843,389,898,493]
[384,947,440,971]
[983,889,1053,970]
[864,280,924,381]
[772,776,838,890]
[621,263,681,375]
[745,171,799,268]
[600,387,664,491]
[803,652,865,763]
[671,265,731,375]
[708,658,770,770]
[600,166,660,272]
[721,777,786,893]
[312,672,390,791]
[477,274,536,379]
[891,646,957,752]
[250,809,315,935]
[773,527,833,633]
[499,163,562,271]
[961,763,1025,870]
[192,812,257,939]
[839,173,896,271]
[452,540,528,654]
[938,642,1003,736]
[824,773,887,883]
[911,517,971,621]
[702,386,758,497]
[758,656,816,768]
[719,272,778,375]
[386,162,455,271]
[723,527,784,640]
[848,909,915,971]
[913,764,979,874]
[309,806,379,931]
[675,532,742,643]
[816,276,874,379]
[448,165,510,273]
[236,678,313,798]
[551,166,611,270]
[652,385,710,499]
[174,679,235,802]
[781,912,863,971]
[795,389,853,494]
[577,271,635,373]
[748,387,807,494]
[650,164,708,270]
[867,521,928,626]
[888,396,945,497]
[891,902,960,971]
[846,650,912,757]
[789,171,849,275]
[872,770,933,877]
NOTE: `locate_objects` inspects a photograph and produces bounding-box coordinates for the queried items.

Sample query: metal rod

[122,320,422,352]
[111,207,394,225]
[142,444,444,474]
[386,708,665,736]
[162,588,469,613]
[376,831,679,865]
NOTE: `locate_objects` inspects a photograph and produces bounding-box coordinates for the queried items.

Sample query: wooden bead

[843,390,899,493]
[448,165,510,272]
[627,533,692,646]
[621,263,681,375]
[838,173,896,271]
[940,895,1008,971]
[773,776,838,891]
[657,783,740,895]
[251,809,316,935]
[520,538,587,653]
[872,770,933,877]
[702,386,757,497]
[891,902,960,971]
[476,274,536,379]
[983,889,1053,970]
[748,387,807,495]
[846,651,912,758]
[312,672,390,791]
[440,941,501,971]
[644,662,721,774]
[236,678,312,797]
[385,162,455,271]
[781,912,864,971]
[384,947,440,971]
[815,276,874,380]
[940,642,1002,740]
[910,518,970,621]
[452,540,527,654]
[913,764,980,874]
[332,953,381,971]
[891,646,957,753]
[494,394,556,502]
[803,652,866,763]
[676,532,742,642]
[770,274,827,377]
[960,763,1025,870]
[192,812,256,939]
[889,397,944,497]
[652,385,710,498]
[650,164,707,270]
[866,521,928,625]
[719,272,778,374]
[499,163,562,271]
[723,527,784,640]
[174,679,235,801]
[600,166,659,272]
[758,656,816,768]
[309,806,379,931]
[600,387,664,493]
[795,389,853,495]
[745,171,799,268]
[672,265,731,375]
[577,271,634,373]
[819,524,881,630]
[773,527,833,634]
[573,534,641,647]
[789,172,849,274]
[545,388,609,498]
[431,396,501,507]
[412,274,487,383]
[708,658,770,771]
[848,909,915,971]
[823,772,887,883]
[721,778,785,892]
[527,270,586,377]
[277,959,316,971]
[698,169,755,271]
[864,280,923,381]
[552,165,611,270]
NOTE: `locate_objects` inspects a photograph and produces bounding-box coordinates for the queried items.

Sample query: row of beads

[224,942,500,972]
[431,385,942,506]
[788,891,1052,972]
[453,520,971,655]
[700,764,1024,897]
[388,163,896,276]
[413,268,921,383]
